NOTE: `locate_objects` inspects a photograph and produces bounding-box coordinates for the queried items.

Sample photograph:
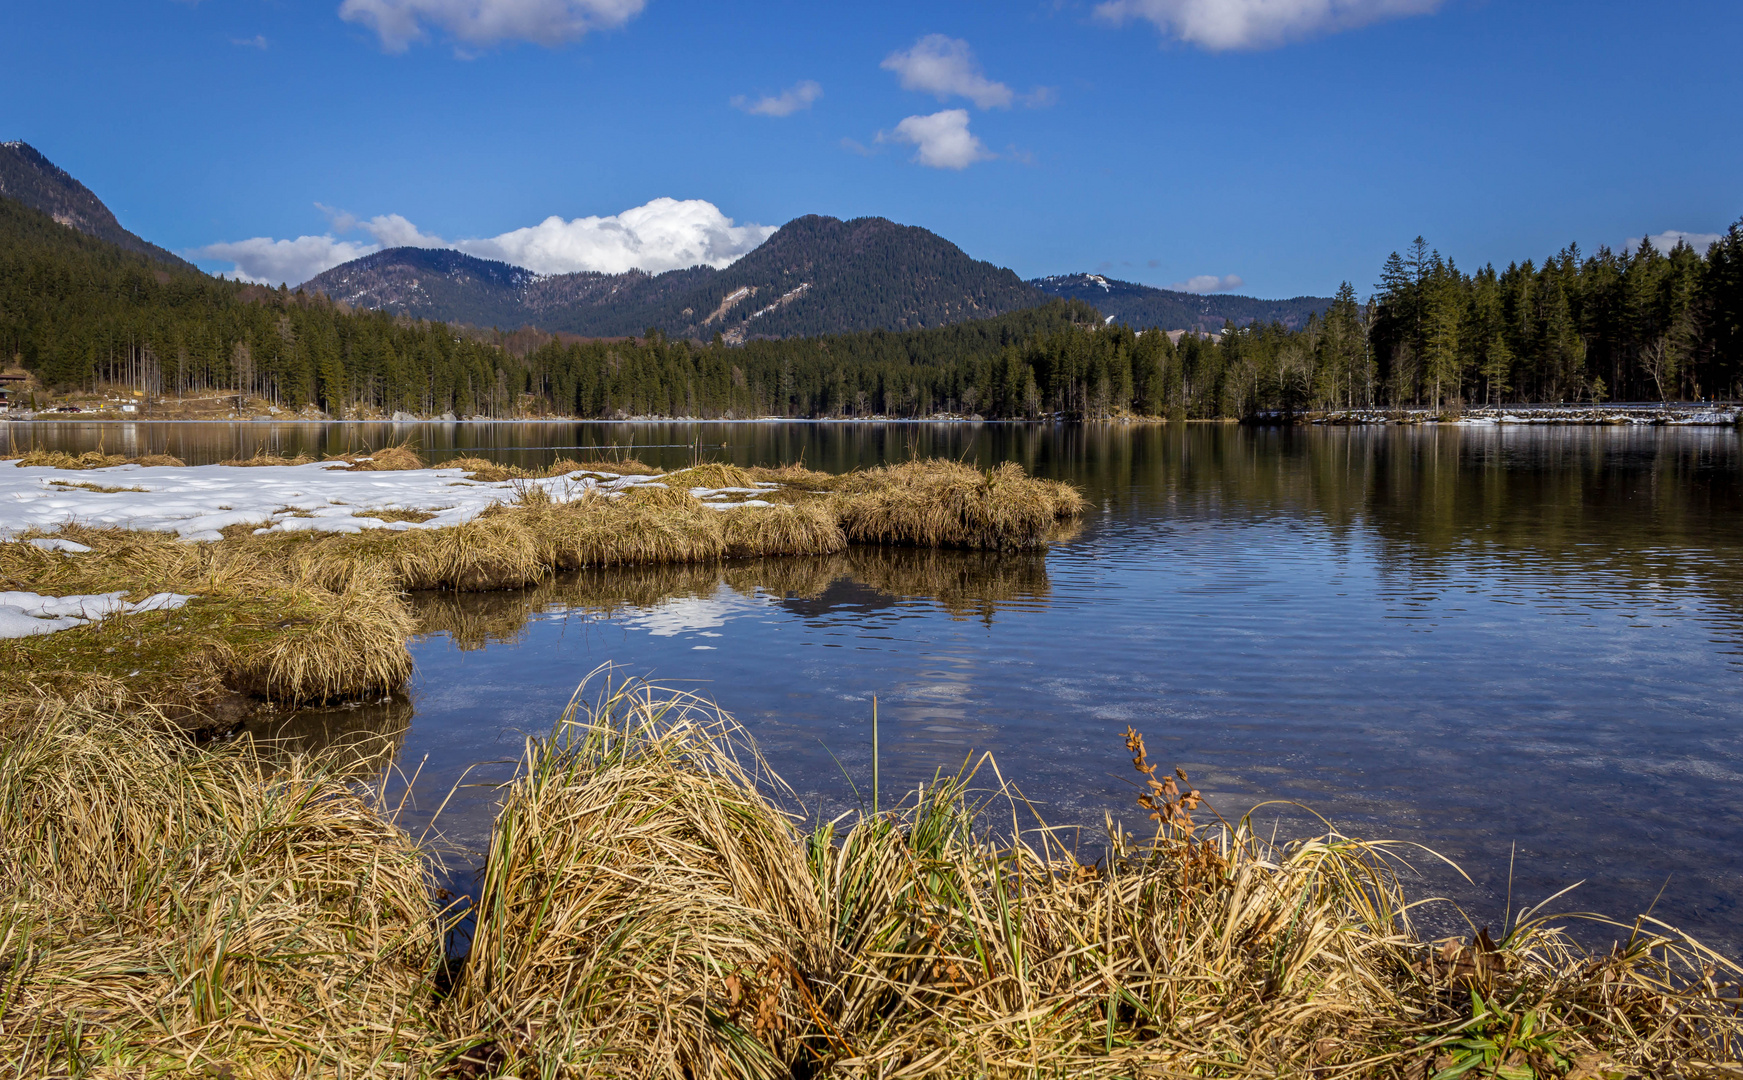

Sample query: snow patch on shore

[0,460,674,543]
[0,460,789,543]
[0,590,194,639]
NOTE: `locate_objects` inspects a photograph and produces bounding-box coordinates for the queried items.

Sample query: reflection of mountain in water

[410,547,1054,648]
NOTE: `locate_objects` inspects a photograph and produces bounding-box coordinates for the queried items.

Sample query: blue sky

[4,0,1739,297]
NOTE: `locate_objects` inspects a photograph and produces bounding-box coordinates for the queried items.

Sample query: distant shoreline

[4,402,1740,426]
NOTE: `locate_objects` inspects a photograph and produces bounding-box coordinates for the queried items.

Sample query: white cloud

[361,213,449,249]
[457,198,776,275]
[1095,0,1443,51]
[194,235,378,287]
[1624,230,1722,256]
[231,34,269,49]
[338,0,645,52]
[732,80,822,117]
[1170,273,1245,294]
[880,110,995,170]
[881,35,1014,109]
[195,197,776,285]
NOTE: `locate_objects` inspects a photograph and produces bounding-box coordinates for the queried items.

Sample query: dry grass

[327,443,427,472]
[45,479,148,494]
[722,502,847,558]
[438,456,660,482]
[664,462,759,491]
[0,678,1736,1077]
[5,450,185,470]
[217,448,315,467]
[0,527,414,728]
[442,679,828,1078]
[0,711,444,1077]
[354,508,442,524]
[832,460,1083,551]
[428,682,1743,1079]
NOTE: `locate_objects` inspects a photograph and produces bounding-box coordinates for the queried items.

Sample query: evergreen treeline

[3,192,1740,419]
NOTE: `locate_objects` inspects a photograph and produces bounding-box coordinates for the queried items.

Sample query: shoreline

[8,403,1742,427]
[1,452,1083,727]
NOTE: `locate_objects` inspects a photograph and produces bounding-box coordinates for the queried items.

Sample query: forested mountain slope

[0,141,197,273]
[1030,273,1331,332]
[4,168,1739,418]
[300,215,1048,340]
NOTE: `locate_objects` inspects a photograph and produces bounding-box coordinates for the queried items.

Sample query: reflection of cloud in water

[613,590,762,638]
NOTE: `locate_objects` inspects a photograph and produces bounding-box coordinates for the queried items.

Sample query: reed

[216,448,316,466]
[832,460,1081,551]
[5,450,184,470]
[441,680,828,1078]
[0,710,444,1077]
[426,683,1743,1079]
[0,682,1736,1076]
[0,527,414,727]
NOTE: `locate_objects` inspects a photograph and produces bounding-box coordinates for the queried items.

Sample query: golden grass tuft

[218,447,315,467]
[12,450,128,470]
[0,527,415,726]
[0,711,443,1076]
[128,452,187,467]
[0,679,1737,1076]
[552,455,660,476]
[833,460,1082,551]
[664,462,759,491]
[721,501,847,558]
[443,679,828,1079]
[430,684,1743,1078]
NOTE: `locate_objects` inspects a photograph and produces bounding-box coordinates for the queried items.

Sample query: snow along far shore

[1,459,775,544]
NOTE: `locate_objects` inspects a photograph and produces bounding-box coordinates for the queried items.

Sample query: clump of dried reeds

[722,501,847,558]
[664,462,759,491]
[0,710,444,1076]
[218,447,315,466]
[0,527,414,727]
[442,678,828,1078]
[8,449,186,470]
[832,460,1082,551]
[327,442,426,471]
[436,688,1743,1079]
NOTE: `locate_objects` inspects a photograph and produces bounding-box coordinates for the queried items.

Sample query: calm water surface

[13,420,1743,953]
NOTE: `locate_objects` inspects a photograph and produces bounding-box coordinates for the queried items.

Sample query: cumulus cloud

[231,34,269,48]
[732,80,822,117]
[879,110,995,170]
[882,35,1015,109]
[195,197,775,285]
[339,0,645,52]
[1624,230,1722,256]
[1170,273,1245,294]
[1095,0,1443,51]
[194,235,378,287]
[457,198,777,275]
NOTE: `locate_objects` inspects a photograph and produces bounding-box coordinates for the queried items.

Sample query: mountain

[300,215,1049,340]
[1029,273,1332,333]
[0,141,198,273]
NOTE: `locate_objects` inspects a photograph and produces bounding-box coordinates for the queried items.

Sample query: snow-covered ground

[0,460,773,544]
[0,590,193,639]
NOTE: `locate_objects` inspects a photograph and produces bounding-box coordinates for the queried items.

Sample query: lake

[11,419,1742,955]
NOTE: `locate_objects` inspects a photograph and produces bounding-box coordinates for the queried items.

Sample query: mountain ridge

[0,141,198,273]
[1028,273,1333,333]
[300,214,1051,340]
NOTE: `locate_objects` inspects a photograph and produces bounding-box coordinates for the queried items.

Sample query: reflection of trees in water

[243,694,413,773]
[1067,425,1743,620]
[410,547,1055,647]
